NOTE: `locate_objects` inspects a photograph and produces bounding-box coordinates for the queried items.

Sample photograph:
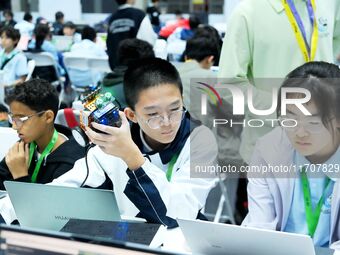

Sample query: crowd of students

[0,0,338,250]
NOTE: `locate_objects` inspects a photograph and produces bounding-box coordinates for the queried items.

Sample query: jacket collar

[267,0,284,13]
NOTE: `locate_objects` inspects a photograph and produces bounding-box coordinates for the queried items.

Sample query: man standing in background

[106,0,157,71]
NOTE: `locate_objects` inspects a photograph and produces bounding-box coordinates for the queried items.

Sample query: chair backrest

[63,55,89,71]
[55,108,80,128]
[153,39,168,60]
[87,57,111,73]
[0,127,18,160]
[25,60,36,81]
[24,52,57,67]
[24,52,59,83]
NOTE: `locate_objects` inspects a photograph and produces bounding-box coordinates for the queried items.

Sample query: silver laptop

[177,219,316,255]
[52,35,73,52]
[4,181,121,231]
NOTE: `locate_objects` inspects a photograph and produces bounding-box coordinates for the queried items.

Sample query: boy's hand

[5,142,29,179]
[85,112,145,170]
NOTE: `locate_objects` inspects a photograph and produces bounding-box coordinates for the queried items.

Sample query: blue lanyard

[286,0,316,52]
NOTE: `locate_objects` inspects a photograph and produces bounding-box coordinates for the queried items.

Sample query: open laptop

[4,181,121,231]
[177,218,316,255]
[51,35,73,52]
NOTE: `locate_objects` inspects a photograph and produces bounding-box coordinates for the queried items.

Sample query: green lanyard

[300,169,331,237]
[28,129,58,183]
[166,153,179,182]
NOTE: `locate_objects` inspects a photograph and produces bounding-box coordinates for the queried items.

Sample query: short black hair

[5,79,59,120]
[0,26,21,47]
[124,58,183,110]
[63,21,76,29]
[81,26,96,41]
[189,15,200,30]
[278,61,340,131]
[116,0,128,5]
[117,38,155,66]
[55,11,64,21]
[184,36,220,63]
[23,12,33,22]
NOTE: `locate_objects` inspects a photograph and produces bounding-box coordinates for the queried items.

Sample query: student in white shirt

[14,13,34,38]
[0,27,28,86]
[66,26,107,87]
[243,61,340,247]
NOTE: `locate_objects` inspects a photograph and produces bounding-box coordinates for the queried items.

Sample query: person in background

[14,12,34,37]
[65,26,107,87]
[63,21,81,44]
[52,11,64,36]
[0,26,28,86]
[159,10,189,39]
[106,0,157,71]
[146,0,161,33]
[177,36,220,120]
[28,23,65,79]
[0,10,16,29]
[0,104,9,127]
[102,38,155,109]
[218,0,340,165]
[28,24,58,61]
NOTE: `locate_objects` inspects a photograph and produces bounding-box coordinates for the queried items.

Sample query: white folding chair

[63,55,89,71]
[25,60,36,81]
[87,57,111,73]
[24,52,62,87]
[0,127,18,160]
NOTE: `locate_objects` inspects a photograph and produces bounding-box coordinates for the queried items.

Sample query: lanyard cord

[300,168,331,237]
[28,129,58,183]
[166,153,179,182]
[282,0,318,62]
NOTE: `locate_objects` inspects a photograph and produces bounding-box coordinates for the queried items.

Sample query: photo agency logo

[195,81,312,129]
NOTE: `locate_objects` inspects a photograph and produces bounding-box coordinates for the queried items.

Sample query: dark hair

[3,10,13,18]
[63,21,76,30]
[174,10,182,16]
[55,11,64,21]
[116,0,128,5]
[33,23,50,50]
[23,12,33,22]
[0,26,21,47]
[189,15,200,30]
[184,36,220,63]
[81,25,96,41]
[5,79,59,120]
[124,58,183,109]
[0,103,8,113]
[192,25,222,65]
[117,38,155,66]
[278,61,340,131]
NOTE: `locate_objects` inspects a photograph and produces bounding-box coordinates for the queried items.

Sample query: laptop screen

[0,225,173,255]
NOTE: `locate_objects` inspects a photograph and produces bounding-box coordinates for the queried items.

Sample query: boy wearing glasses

[0,79,86,190]
[53,58,218,227]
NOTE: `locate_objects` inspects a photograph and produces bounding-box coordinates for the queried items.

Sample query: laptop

[4,181,121,231]
[0,224,179,255]
[51,35,73,52]
[177,219,316,255]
